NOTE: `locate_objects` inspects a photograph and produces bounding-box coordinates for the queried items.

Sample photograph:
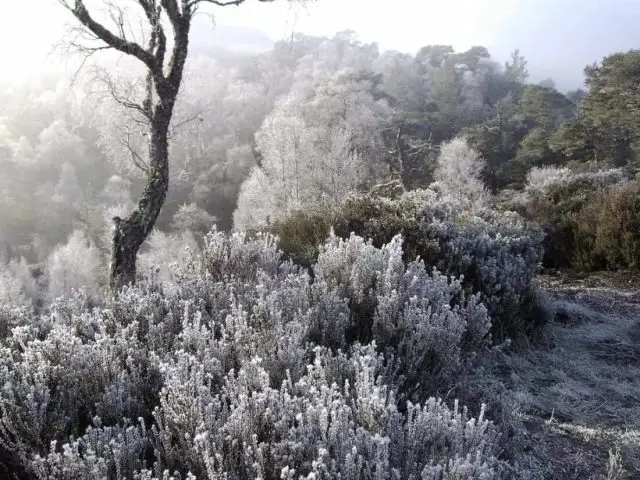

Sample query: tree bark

[110,114,172,290]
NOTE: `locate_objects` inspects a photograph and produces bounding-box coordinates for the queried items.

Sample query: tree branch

[170,110,205,134]
[186,0,278,10]
[121,129,150,173]
[139,0,167,66]
[59,0,157,69]
[93,67,151,119]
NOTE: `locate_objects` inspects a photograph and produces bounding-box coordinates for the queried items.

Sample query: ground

[500,272,640,479]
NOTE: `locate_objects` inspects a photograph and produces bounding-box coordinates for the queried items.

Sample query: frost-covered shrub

[547,168,626,198]
[521,166,626,220]
[269,189,543,342]
[138,230,199,284]
[174,228,490,395]
[440,211,544,341]
[0,304,30,340]
[0,320,161,470]
[315,233,491,396]
[46,230,104,300]
[150,345,499,479]
[0,229,508,478]
[190,226,281,283]
[436,137,489,209]
[525,165,572,195]
[27,347,499,479]
[267,189,460,269]
[262,206,339,267]
[31,420,153,480]
[170,202,217,236]
[513,167,630,270]
[570,180,640,271]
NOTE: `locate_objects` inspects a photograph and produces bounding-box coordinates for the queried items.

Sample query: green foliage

[512,86,575,178]
[265,207,337,267]
[504,49,529,84]
[516,167,637,271]
[464,93,528,192]
[559,50,640,168]
[266,193,435,268]
[549,118,597,162]
[571,181,640,271]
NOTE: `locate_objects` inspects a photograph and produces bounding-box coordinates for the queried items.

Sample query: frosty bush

[150,345,498,479]
[523,166,626,216]
[170,203,217,237]
[0,260,31,307]
[190,226,282,283]
[0,228,508,478]
[46,230,103,300]
[525,165,572,195]
[514,167,629,270]
[315,232,491,397]
[439,211,544,340]
[436,137,489,209]
[138,230,200,284]
[269,189,544,342]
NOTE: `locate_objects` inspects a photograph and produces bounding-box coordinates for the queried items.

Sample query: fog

[2,0,639,90]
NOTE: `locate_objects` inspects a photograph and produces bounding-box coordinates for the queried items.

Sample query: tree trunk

[110,120,171,290]
[110,223,137,291]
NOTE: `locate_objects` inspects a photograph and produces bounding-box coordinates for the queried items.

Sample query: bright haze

[1,0,639,90]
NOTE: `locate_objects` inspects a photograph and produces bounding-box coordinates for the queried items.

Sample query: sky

[0,0,639,90]
[208,0,521,52]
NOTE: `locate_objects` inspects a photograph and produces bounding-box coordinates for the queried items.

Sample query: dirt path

[503,274,640,479]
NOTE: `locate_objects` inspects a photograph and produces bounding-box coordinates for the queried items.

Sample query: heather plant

[46,230,104,301]
[0,319,161,471]
[195,226,281,283]
[0,228,508,478]
[0,304,30,340]
[315,232,492,397]
[438,211,544,340]
[525,165,572,195]
[269,189,544,342]
[137,230,200,284]
[151,344,499,479]
[520,166,626,221]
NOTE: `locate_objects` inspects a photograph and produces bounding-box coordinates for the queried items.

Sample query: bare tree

[58,0,287,290]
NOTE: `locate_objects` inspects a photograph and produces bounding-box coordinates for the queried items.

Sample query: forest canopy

[3,32,635,268]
